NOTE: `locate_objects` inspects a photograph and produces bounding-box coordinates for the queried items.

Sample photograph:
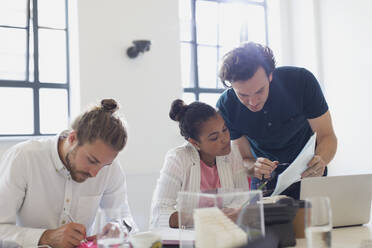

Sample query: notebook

[300,174,372,227]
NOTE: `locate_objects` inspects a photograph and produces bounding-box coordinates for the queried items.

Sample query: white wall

[77,0,184,175]
[316,0,372,176]
[76,0,184,230]
[278,0,372,176]
[276,0,322,83]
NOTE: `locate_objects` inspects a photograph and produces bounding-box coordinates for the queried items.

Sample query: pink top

[200,159,221,191]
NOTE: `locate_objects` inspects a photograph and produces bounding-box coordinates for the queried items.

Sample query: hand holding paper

[301,154,327,178]
[271,133,317,196]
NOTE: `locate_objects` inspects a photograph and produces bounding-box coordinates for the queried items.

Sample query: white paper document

[152,227,194,243]
[271,133,317,196]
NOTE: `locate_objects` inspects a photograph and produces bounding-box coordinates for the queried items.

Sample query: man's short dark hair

[219,42,276,87]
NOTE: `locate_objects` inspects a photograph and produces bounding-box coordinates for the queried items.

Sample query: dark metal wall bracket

[127,40,151,59]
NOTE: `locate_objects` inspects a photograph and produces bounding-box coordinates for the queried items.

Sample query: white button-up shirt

[0,134,137,247]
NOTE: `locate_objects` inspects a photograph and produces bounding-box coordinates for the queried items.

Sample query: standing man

[0,99,138,248]
[217,42,337,199]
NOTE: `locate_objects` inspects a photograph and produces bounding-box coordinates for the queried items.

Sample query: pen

[277,162,289,167]
[257,162,289,190]
[257,180,268,190]
[66,213,88,243]
[257,172,268,191]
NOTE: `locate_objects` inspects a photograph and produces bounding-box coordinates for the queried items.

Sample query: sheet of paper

[151,227,194,243]
[271,133,317,196]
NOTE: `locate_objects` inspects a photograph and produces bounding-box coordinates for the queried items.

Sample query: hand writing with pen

[252,157,278,180]
[38,222,91,248]
[38,213,96,248]
[252,158,290,192]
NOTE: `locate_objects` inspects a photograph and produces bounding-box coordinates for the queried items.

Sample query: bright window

[179,0,268,107]
[0,0,70,137]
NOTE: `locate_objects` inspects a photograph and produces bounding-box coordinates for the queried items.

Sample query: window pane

[0,0,27,27]
[197,45,217,88]
[182,92,196,104]
[40,88,68,134]
[38,0,66,29]
[0,88,33,135]
[0,28,27,80]
[180,42,193,88]
[244,5,266,44]
[218,46,230,62]
[29,25,35,82]
[38,29,67,83]
[196,1,218,45]
[199,93,221,107]
[219,3,245,48]
[219,3,266,47]
[179,0,192,41]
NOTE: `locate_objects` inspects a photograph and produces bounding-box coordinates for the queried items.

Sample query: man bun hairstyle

[219,42,276,87]
[101,99,118,114]
[71,98,127,151]
[169,99,217,141]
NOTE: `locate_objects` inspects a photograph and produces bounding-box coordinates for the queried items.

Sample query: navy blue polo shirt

[217,66,328,197]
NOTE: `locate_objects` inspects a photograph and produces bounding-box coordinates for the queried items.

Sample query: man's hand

[252,157,278,179]
[39,223,86,248]
[301,155,326,178]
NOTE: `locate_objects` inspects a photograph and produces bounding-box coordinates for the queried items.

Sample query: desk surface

[154,224,372,248]
[294,224,372,248]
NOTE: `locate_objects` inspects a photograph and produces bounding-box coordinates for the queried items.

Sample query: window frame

[181,0,269,101]
[0,0,70,137]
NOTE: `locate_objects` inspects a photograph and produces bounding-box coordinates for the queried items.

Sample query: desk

[153,224,372,247]
[294,224,372,248]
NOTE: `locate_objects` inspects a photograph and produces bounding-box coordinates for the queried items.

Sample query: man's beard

[65,147,91,183]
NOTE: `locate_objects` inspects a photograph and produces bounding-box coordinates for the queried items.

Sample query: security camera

[127,40,151,58]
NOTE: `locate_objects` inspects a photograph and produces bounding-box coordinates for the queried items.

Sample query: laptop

[300,174,372,227]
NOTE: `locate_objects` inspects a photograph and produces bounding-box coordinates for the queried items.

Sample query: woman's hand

[222,208,241,222]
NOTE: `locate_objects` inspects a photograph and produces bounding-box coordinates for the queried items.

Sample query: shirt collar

[51,131,69,172]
